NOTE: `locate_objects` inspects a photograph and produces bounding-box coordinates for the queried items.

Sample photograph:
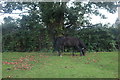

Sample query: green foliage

[3,27,52,52]
[2,2,118,52]
[116,23,120,50]
[77,25,116,51]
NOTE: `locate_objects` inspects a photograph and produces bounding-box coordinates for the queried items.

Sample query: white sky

[90,9,118,24]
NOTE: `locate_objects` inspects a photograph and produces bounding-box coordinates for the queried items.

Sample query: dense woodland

[1,2,120,52]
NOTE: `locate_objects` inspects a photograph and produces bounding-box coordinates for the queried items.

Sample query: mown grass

[2,52,118,78]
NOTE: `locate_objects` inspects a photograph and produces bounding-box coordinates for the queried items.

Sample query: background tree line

[1,2,119,52]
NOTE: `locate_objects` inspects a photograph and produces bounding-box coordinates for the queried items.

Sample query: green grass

[2,52,118,78]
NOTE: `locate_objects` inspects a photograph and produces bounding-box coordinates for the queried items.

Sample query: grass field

[2,52,118,78]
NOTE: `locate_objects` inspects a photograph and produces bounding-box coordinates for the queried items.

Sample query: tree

[114,18,120,50]
[2,16,19,35]
[2,2,117,52]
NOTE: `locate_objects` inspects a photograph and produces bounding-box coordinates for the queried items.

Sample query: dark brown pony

[53,36,87,56]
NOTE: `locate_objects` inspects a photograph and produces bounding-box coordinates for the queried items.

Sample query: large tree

[2,1,118,51]
[2,2,117,36]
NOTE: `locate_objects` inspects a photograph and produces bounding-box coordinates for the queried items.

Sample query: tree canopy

[1,2,119,52]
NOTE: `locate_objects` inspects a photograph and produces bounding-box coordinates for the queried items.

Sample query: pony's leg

[58,46,63,57]
[82,49,85,56]
[59,50,63,57]
[72,47,75,56]
[60,46,65,57]
[80,48,84,56]
[76,46,83,56]
[72,52,75,56]
[58,51,62,56]
[58,49,61,56]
